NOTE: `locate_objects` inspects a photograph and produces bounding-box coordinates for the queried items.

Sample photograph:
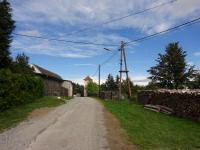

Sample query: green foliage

[101,74,118,91]
[12,53,33,74]
[121,78,145,99]
[103,100,200,150]
[73,83,84,96]
[0,0,15,69]
[86,80,99,96]
[0,96,65,132]
[148,42,195,89]
[0,69,44,111]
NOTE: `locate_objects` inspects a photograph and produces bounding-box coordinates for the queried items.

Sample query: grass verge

[102,100,200,150]
[0,96,66,132]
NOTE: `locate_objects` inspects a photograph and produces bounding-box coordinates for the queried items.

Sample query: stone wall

[138,89,200,121]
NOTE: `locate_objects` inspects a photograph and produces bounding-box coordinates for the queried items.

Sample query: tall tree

[148,42,195,89]
[0,0,15,69]
[104,74,116,91]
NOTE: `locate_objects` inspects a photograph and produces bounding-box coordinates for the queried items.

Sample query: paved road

[0,97,109,150]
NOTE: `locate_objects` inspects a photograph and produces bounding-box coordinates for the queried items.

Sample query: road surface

[0,97,109,150]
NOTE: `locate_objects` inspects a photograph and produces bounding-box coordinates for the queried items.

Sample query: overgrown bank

[0,96,66,132]
[0,69,44,111]
[102,100,200,150]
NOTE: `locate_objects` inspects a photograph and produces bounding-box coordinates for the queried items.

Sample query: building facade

[30,64,73,97]
[62,80,73,97]
[83,76,93,97]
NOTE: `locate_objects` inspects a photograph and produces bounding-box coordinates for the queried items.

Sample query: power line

[126,17,200,45]
[12,0,179,47]
[65,0,177,36]
[12,33,118,47]
[91,50,119,77]
[100,50,119,67]
[92,67,99,77]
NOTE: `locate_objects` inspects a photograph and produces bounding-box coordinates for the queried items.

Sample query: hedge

[0,69,44,111]
[138,90,200,122]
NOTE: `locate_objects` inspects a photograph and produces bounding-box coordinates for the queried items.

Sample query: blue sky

[10,0,200,85]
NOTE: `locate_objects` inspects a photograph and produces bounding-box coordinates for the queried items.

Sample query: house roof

[31,64,63,81]
[84,76,93,81]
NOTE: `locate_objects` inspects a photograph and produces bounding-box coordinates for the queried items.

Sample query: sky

[9,0,200,85]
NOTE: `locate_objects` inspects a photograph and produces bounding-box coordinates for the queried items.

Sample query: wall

[138,90,200,122]
[43,78,62,96]
[62,81,73,97]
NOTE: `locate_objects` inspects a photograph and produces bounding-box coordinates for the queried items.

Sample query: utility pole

[119,42,123,99]
[122,42,132,98]
[118,41,132,99]
[98,64,101,97]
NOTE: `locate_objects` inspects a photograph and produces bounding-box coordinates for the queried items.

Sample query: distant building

[83,76,93,97]
[30,64,73,97]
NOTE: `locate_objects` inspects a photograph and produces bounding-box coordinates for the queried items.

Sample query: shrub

[0,69,44,111]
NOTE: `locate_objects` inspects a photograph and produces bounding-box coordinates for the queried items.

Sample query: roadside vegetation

[0,96,66,132]
[103,100,200,150]
[0,1,45,112]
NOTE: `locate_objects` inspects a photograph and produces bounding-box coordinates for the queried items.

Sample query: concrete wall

[62,81,73,97]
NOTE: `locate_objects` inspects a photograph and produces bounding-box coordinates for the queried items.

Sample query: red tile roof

[84,76,93,81]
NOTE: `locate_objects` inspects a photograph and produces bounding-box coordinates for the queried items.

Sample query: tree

[122,78,133,97]
[115,75,120,90]
[148,42,195,89]
[86,80,99,96]
[73,83,84,96]
[13,53,33,74]
[103,74,117,91]
[0,0,15,69]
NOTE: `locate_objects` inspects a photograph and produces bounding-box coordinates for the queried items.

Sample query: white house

[84,76,93,97]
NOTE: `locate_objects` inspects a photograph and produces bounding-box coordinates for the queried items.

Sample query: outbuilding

[30,64,73,97]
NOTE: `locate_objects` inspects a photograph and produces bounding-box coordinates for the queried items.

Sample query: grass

[0,96,66,132]
[102,100,200,150]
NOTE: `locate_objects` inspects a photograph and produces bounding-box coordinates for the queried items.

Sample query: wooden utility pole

[119,42,123,99]
[118,41,132,99]
[98,64,101,97]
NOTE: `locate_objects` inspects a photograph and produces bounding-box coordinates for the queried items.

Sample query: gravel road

[0,97,109,150]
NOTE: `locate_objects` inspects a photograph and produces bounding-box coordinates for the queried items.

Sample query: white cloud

[131,75,150,86]
[12,32,129,58]
[194,52,200,56]
[73,63,96,66]
[18,30,41,36]
[10,0,200,58]
[11,0,200,34]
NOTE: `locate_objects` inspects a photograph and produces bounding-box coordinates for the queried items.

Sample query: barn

[30,64,73,97]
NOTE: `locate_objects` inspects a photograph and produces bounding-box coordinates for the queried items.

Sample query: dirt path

[0,97,136,150]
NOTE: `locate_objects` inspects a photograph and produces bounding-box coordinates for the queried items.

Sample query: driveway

[0,97,109,150]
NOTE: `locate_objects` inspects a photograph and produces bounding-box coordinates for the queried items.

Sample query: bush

[0,69,44,111]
